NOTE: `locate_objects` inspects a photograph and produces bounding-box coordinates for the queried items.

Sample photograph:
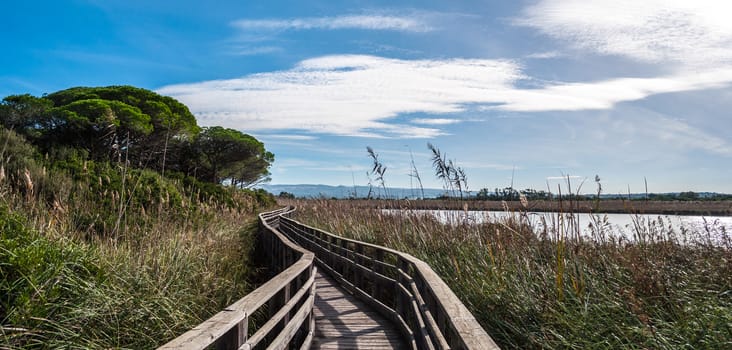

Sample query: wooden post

[304,267,316,348]
[327,235,334,268]
[269,234,276,276]
[215,315,247,350]
[373,249,384,304]
[395,257,408,318]
[340,239,349,280]
[355,244,364,290]
[280,244,287,273]
[282,283,291,326]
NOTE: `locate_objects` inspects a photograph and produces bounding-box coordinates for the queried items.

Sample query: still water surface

[387,209,732,243]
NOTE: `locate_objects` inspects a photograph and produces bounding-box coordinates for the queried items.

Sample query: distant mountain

[259,184,447,199]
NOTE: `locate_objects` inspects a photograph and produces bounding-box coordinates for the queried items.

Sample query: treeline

[0,86,273,187]
[462,188,731,201]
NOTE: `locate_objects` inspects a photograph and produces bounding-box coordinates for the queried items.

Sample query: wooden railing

[159,207,317,350]
[161,207,499,350]
[278,215,500,350]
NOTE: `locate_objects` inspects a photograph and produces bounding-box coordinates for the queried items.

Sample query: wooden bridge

[159,207,499,350]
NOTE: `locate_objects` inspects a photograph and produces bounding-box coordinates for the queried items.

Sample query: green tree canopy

[0,94,53,137]
[0,86,273,186]
[50,99,153,160]
[194,126,273,185]
[44,86,200,166]
[45,86,198,137]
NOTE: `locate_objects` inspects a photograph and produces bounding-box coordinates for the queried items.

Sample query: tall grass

[290,199,732,349]
[1,128,271,348]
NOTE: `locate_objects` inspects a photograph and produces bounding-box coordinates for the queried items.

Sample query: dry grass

[288,198,732,349]
[0,152,269,348]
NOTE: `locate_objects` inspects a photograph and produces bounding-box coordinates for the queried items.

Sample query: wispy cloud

[158,54,732,143]
[613,106,732,157]
[505,0,732,115]
[411,118,461,125]
[227,46,283,56]
[231,14,433,32]
[494,68,732,112]
[158,55,521,138]
[525,51,562,59]
[350,40,423,56]
[654,119,732,156]
[256,134,318,141]
[515,0,732,67]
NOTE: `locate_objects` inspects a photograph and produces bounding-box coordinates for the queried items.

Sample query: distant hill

[259,184,447,199]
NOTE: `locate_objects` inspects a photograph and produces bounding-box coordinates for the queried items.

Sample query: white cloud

[525,51,562,59]
[515,0,732,67]
[158,55,522,138]
[258,134,318,141]
[494,68,732,112]
[411,118,461,125]
[159,54,732,142]
[231,14,432,32]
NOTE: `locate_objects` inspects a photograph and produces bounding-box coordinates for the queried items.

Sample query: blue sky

[3,0,732,194]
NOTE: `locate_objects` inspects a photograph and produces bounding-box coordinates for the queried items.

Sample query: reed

[288,198,732,349]
[0,128,272,348]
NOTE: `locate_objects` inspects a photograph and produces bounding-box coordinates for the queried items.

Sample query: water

[385,209,732,244]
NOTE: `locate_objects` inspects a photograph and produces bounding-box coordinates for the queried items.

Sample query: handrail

[160,206,498,350]
[158,206,316,350]
[278,215,500,350]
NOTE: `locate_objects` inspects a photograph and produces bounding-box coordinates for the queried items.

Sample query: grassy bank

[1,128,273,348]
[290,199,732,349]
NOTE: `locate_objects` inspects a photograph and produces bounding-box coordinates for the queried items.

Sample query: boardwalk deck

[160,208,498,350]
[312,270,407,349]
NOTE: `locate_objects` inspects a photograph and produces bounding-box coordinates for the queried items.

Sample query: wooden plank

[311,270,408,350]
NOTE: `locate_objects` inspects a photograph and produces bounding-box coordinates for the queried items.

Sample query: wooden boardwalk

[312,270,407,349]
[159,208,498,350]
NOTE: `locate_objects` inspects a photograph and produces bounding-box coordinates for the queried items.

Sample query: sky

[3,0,732,194]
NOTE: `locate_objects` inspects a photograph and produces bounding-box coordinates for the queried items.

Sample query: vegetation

[291,198,731,349]
[288,143,731,349]
[427,142,468,199]
[0,86,273,187]
[366,146,388,199]
[0,87,276,348]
